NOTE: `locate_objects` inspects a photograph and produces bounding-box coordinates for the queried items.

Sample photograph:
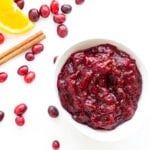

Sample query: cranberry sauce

[57,44,142,130]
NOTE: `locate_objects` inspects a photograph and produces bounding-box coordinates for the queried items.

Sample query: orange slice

[0,0,34,34]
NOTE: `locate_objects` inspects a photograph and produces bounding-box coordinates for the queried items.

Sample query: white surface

[0,0,150,149]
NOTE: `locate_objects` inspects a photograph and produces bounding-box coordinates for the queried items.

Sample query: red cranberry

[61,4,72,14]
[39,4,50,18]
[48,105,59,118]
[53,14,66,24]
[15,116,25,126]
[75,0,85,5]
[25,52,35,61]
[14,0,24,9]
[53,56,58,64]
[14,103,27,116]
[57,24,68,38]
[50,0,59,14]
[0,72,8,83]
[0,33,4,44]
[0,111,4,122]
[32,43,44,54]
[24,71,35,83]
[28,8,40,22]
[17,65,29,76]
[52,140,60,149]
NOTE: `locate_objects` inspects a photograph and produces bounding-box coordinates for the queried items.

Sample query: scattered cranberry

[53,56,58,64]
[61,4,72,14]
[14,0,24,9]
[14,103,27,116]
[53,14,66,24]
[24,71,35,83]
[48,105,59,118]
[39,4,50,18]
[25,52,35,61]
[50,0,59,14]
[57,24,68,38]
[75,0,85,5]
[32,43,44,54]
[15,116,25,126]
[0,111,4,122]
[52,140,60,150]
[0,33,4,44]
[17,65,29,76]
[0,72,8,83]
[28,8,40,22]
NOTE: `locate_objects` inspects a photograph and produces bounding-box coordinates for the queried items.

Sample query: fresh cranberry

[52,140,60,149]
[0,72,8,83]
[75,0,85,5]
[17,65,29,76]
[14,103,27,116]
[57,44,142,130]
[0,111,4,122]
[61,4,72,14]
[39,4,50,18]
[53,56,58,64]
[25,52,35,61]
[57,24,68,38]
[0,33,4,44]
[48,105,59,118]
[15,116,25,126]
[28,8,40,22]
[32,43,44,54]
[14,0,24,9]
[53,14,66,24]
[24,71,35,83]
[50,0,59,14]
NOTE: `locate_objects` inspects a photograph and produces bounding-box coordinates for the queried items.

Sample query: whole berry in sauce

[52,140,60,150]
[50,0,59,14]
[57,24,68,38]
[32,43,44,54]
[0,72,8,83]
[48,105,59,118]
[25,52,35,61]
[17,65,29,76]
[0,33,5,44]
[0,111,5,122]
[14,103,27,116]
[15,116,25,126]
[39,4,50,18]
[53,14,66,24]
[75,0,85,5]
[14,0,24,9]
[24,71,36,83]
[61,4,72,14]
[28,8,40,22]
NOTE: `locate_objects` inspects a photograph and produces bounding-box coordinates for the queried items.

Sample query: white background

[0,0,150,149]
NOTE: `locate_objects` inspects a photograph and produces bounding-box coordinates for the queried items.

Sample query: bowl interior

[54,39,149,142]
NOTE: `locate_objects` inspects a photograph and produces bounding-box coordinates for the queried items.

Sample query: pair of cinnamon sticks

[0,31,46,65]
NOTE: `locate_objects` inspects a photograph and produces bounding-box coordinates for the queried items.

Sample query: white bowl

[54,39,149,142]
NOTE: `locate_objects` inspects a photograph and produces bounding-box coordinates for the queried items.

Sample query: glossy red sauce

[57,44,142,130]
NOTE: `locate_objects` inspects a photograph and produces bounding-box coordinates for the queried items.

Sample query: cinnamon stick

[0,31,46,65]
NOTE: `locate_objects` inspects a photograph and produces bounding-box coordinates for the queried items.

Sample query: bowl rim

[54,38,150,142]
